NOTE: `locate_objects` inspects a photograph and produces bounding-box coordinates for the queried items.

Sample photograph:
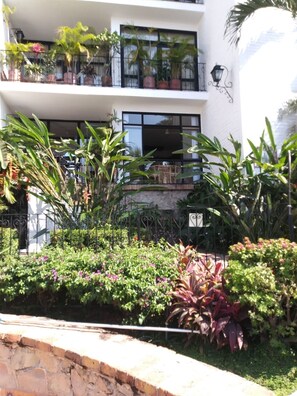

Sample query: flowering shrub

[167,249,246,352]
[0,242,178,325]
[225,238,297,340]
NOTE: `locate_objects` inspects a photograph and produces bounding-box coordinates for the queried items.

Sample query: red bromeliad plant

[167,254,247,352]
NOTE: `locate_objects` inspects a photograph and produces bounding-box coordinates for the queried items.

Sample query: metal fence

[0,208,235,259]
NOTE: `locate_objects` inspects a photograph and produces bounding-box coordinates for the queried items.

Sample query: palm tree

[225,0,297,45]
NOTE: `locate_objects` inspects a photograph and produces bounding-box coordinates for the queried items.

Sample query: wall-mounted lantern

[209,64,233,103]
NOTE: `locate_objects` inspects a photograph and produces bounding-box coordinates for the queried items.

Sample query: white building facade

[0,0,296,217]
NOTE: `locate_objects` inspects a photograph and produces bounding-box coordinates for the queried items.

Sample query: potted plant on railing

[41,49,57,83]
[4,41,30,81]
[94,29,122,87]
[53,22,96,84]
[124,26,157,89]
[23,42,45,82]
[165,35,199,90]
[81,63,97,85]
[157,61,170,89]
[24,63,43,82]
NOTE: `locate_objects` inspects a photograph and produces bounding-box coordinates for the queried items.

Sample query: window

[121,26,198,91]
[123,112,200,183]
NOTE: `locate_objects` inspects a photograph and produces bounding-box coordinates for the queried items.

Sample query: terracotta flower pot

[64,71,76,84]
[101,75,112,87]
[170,78,181,90]
[157,81,169,90]
[45,74,56,83]
[143,76,156,89]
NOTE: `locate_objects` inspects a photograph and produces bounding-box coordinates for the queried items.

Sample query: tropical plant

[225,0,297,45]
[167,248,246,352]
[225,237,297,341]
[124,26,157,77]
[2,4,15,27]
[0,112,153,224]
[54,22,96,73]
[4,42,30,69]
[81,63,97,78]
[24,63,43,80]
[163,35,198,80]
[176,118,297,242]
[41,50,57,75]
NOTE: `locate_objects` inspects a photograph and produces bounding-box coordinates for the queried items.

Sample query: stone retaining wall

[0,314,275,396]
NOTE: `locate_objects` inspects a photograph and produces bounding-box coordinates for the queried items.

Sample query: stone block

[48,372,72,396]
[0,342,12,361]
[116,382,134,396]
[0,362,17,388]
[38,350,59,373]
[11,348,40,370]
[70,368,87,396]
[65,350,82,365]
[17,367,48,394]
[81,356,100,371]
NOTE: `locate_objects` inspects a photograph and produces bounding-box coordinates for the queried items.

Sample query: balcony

[0,51,207,92]
[61,157,196,187]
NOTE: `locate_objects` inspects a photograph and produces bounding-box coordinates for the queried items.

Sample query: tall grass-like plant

[176,118,297,242]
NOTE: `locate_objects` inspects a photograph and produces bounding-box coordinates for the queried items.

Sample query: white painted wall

[238,7,297,152]
[199,0,242,154]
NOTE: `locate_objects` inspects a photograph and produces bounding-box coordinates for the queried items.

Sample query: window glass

[123,113,142,125]
[181,116,199,127]
[124,125,143,156]
[143,114,180,126]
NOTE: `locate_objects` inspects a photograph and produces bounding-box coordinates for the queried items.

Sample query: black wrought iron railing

[0,51,207,92]
[58,157,198,185]
[0,207,235,258]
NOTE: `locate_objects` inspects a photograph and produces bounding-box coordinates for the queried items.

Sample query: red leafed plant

[167,253,247,352]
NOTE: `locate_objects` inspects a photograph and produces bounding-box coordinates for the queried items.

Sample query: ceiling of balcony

[4,0,203,42]
[0,83,207,121]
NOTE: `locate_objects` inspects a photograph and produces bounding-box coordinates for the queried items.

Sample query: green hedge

[224,237,297,341]
[0,227,18,257]
[0,242,178,325]
[50,227,130,250]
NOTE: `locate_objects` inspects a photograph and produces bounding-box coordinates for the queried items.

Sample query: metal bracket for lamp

[208,64,233,103]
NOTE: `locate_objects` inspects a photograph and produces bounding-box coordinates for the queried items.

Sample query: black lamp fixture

[209,64,233,103]
[11,28,25,43]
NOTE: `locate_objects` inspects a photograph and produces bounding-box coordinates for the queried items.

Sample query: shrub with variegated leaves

[167,252,247,352]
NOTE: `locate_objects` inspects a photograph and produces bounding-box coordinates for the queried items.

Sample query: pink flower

[31,43,44,53]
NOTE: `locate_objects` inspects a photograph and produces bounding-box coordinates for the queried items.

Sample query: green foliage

[0,243,179,325]
[50,227,129,250]
[178,118,297,242]
[167,245,246,352]
[54,22,96,70]
[0,227,18,257]
[4,42,31,68]
[225,238,297,340]
[0,112,152,224]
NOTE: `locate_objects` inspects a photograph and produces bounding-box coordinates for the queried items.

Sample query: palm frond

[225,0,297,45]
